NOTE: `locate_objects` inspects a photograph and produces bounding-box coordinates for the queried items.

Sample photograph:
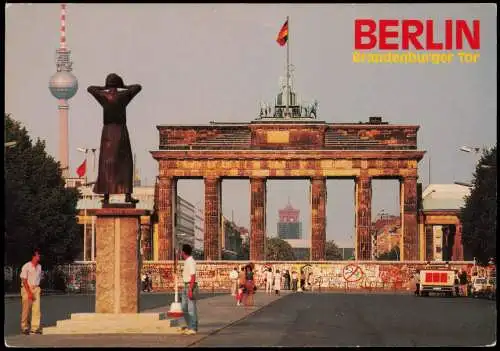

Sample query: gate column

[204,177,221,260]
[250,177,266,261]
[452,223,464,261]
[355,173,372,260]
[311,177,327,260]
[158,177,176,260]
[401,175,418,261]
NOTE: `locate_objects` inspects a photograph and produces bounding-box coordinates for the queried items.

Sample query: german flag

[276,20,288,46]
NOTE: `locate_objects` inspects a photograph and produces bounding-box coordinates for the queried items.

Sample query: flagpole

[286,15,290,117]
[91,150,95,262]
[84,151,88,261]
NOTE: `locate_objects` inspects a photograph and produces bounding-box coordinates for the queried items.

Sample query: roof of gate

[422,184,471,211]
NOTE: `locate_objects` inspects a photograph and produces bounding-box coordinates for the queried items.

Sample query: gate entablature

[152,150,424,179]
[152,117,425,262]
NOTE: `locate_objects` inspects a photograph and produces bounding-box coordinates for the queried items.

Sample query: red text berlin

[354,19,480,50]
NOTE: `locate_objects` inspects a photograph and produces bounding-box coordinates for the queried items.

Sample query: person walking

[179,244,198,335]
[274,270,282,295]
[229,267,239,296]
[284,270,291,290]
[291,271,298,291]
[265,268,274,295]
[300,270,306,291]
[143,272,153,292]
[244,264,256,307]
[307,272,314,292]
[454,271,460,297]
[20,249,43,335]
[414,270,421,296]
[237,266,246,306]
[459,269,468,297]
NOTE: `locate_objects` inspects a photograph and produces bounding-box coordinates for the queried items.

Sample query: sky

[5,4,497,248]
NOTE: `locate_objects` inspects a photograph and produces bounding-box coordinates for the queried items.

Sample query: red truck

[419,267,458,297]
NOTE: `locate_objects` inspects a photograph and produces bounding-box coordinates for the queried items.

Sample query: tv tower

[48,3,78,179]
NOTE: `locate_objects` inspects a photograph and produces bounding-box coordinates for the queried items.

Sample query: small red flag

[276,20,288,46]
[76,159,86,178]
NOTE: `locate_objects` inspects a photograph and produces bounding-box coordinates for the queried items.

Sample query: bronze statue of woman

[87,73,142,204]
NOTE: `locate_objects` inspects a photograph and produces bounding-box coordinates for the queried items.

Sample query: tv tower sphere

[49,71,78,100]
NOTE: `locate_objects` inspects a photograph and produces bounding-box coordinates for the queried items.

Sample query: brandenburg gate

[151,89,425,262]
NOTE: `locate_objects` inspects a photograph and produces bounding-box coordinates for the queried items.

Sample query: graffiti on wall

[141,261,475,292]
[55,261,480,292]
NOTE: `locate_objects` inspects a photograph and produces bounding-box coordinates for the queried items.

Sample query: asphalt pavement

[193,293,497,347]
[4,291,287,347]
[4,292,496,347]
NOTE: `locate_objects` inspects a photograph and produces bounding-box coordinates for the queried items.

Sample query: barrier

[4,260,478,293]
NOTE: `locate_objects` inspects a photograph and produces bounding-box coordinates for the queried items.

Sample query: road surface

[192,292,497,347]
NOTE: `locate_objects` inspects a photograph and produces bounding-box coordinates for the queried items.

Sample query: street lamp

[460,146,481,154]
[454,181,473,188]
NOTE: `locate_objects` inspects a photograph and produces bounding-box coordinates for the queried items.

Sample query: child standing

[274,269,282,295]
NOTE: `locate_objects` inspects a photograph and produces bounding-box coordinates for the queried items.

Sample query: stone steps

[43,313,181,335]
[68,312,168,321]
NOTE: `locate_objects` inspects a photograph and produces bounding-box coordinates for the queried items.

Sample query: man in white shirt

[179,244,198,335]
[20,249,43,335]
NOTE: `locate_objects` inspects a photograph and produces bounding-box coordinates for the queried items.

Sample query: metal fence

[4,264,96,294]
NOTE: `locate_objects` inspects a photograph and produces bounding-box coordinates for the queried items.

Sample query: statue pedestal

[95,207,145,313]
[43,206,181,334]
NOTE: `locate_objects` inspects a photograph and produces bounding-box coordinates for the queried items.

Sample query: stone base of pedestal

[42,313,181,335]
[95,208,149,314]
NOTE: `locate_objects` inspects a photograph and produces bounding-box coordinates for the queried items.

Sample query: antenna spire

[56,3,73,72]
[60,4,67,50]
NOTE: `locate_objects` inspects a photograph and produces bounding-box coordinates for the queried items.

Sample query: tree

[237,242,249,260]
[4,114,82,268]
[460,145,497,265]
[325,240,343,260]
[265,237,295,261]
[377,246,400,261]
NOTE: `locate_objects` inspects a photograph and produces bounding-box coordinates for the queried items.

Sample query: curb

[4,292,92,300]
[186,292,289,347]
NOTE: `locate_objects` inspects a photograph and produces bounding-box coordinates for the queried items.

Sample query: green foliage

[377,246,400,261]
[4,114,82,268]
[237,242,250,260]
[459,145,497,265]
[265,237,296,261]
[325,240,343,260]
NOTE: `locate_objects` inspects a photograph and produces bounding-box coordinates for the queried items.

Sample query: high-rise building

[175,196,196,249]
[76,186,196,261]
[48,4,78,179]
[194,206,204,252]
[372,215,401,257]
[221,216,244,259]
[277,200,302,239]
